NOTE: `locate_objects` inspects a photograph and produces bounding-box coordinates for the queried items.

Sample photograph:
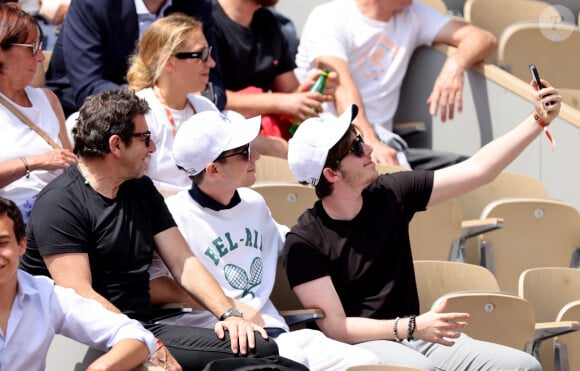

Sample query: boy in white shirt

[148,111,380,370]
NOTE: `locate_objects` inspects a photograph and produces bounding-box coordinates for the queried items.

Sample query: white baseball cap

[173,110,261,176]
[288,104,358,186]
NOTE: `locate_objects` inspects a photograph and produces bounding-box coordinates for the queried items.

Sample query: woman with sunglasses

[0,3,76,222]
[127,13,220,194]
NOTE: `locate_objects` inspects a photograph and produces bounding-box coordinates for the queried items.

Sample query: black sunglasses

[335,135,365,165]
[10,39,43,56]
[217,144,251,161]
[174,46,212,62]
[131,130,152,148]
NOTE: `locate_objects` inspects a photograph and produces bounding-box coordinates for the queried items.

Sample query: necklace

[152,85,196,136]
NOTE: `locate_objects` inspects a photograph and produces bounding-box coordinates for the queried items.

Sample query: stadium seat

[556,300,580,371]
[414,259,500,313]
[519,267,580,371]
[498,22,580,89]
[255,155,296,183]
[478,197,580,293]
[464,0,562,64]
[456,171,548,264]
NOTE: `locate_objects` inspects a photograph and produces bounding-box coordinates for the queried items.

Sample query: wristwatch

[219,307,243,321]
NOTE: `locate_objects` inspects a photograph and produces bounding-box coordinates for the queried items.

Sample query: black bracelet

[19,157,30,179]
[407,315,417,341]
[393,317,403,342]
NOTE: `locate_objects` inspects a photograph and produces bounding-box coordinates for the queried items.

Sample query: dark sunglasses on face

[10,39,43,56]
[131,130,152,148]
[335,135,365,165]
[174,46,212,62]
[217,144,251,161]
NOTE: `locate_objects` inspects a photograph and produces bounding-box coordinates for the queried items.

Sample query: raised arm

[428,80,561,207]
[427,20,497,121]
[293,276,469,345]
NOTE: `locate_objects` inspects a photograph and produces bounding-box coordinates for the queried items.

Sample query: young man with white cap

[282,80,562,370]
[20,89,277,370]
[148,110,381,370]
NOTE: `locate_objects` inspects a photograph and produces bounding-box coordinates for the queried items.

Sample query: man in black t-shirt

[212,0,332,157]
[21,89,277,370]
[283,79,561,370]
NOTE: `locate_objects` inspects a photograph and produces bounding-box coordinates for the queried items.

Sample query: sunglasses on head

[131,130,152,148]
[217,144,251,161]
[335,135,365,165]
[174,46,212,62]
[10,39,43,57]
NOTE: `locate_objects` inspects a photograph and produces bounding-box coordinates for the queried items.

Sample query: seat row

[414,261,580,371]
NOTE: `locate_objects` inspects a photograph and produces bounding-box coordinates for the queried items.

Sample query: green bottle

[289,68,330,136]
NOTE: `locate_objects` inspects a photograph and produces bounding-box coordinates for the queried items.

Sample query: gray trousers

[355,333,542,371]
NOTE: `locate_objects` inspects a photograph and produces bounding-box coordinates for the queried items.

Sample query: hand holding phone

[529,64,545,89]
[529,64,553,106]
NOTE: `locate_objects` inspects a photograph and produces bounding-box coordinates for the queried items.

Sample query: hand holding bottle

[290,69,334,135]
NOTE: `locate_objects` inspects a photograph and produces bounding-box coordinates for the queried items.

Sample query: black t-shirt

[283,171,434,320]
[212,1,296,92]
[20,165,176,319]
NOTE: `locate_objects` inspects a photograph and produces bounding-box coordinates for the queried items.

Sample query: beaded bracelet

[393,317,403,342]
[407,315,417,341]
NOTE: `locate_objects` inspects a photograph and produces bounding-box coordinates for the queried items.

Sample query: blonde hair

[127,13,203,91]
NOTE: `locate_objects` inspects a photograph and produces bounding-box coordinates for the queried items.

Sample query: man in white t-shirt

[147,110,381,370]
[295,0,497,169]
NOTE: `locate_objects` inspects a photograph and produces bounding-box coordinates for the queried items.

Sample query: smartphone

[529,64,553,106]
[529,64,545,89]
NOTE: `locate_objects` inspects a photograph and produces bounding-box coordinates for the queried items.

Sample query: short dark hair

[313,125,358,199]
[185,149,231,185]
[0,196,25,242]
[0,3,44,71]
[73,89,149,158]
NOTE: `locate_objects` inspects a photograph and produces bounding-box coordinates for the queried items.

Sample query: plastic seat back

[556,300,580,371]
[498,22,580,89]
[519,267,580,371]
[251,182,317,228]
[464,0,562,64]
[519,267,580,322]
[254,155,296,182]
[456,172,548,264]
[409,199,463,261]
[479,197,580,293]
[438,291,536,350]
[414,260,500,313]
